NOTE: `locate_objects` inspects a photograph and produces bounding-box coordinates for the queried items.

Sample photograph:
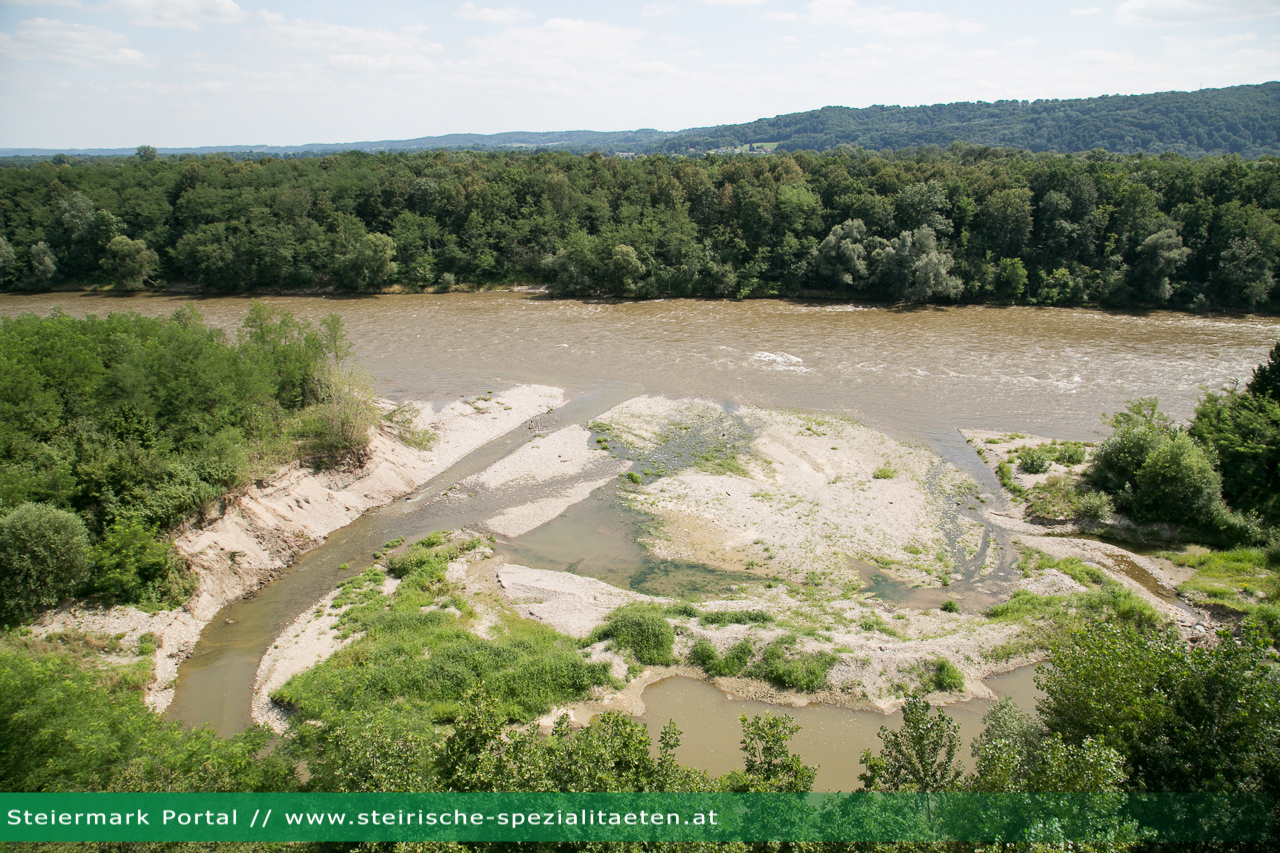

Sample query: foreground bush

[0,503,91,624]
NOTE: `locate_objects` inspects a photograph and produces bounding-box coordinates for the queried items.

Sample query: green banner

[1,793,1272,843]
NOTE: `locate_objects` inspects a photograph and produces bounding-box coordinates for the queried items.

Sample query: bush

[921,657,965,693]
[1088,398,1174,500]
[0,503,92,624]
[1074,490,1114,522]
[1132,433,1222,525]
[1050,441,1088,466]
[748,639,836,692]
[91,518,192,607]
[1017,446,1053,474]
[596,606,674,665]
[940,599,959,613]
[688,638,754,677]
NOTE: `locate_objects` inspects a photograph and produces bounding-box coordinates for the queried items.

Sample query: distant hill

[657,83,1280,158]
[0,128,669,158]
[3,83,1277,160]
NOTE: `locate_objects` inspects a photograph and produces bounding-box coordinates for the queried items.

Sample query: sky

[1,0,1278,149]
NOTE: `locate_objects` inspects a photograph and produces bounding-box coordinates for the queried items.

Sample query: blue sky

[2,0,1278,148]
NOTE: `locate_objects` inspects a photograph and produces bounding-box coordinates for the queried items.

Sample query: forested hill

[3,83,1277,160]
[658,83,1280,159]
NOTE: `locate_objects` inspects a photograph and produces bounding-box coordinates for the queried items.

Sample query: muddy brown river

[5,292,1277,788]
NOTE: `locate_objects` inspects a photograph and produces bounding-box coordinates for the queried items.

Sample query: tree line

[1,143,1277,311]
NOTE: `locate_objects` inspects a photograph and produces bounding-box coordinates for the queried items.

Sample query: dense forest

[661,83,1280,159]
[1,142,1278,312]
[0,307,376,625]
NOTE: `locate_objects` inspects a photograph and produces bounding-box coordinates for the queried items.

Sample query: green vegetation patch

[0,634,293,793]
[589,603,675,666]
[274,536,610,726]
[917,656,965,693]
[1167,547,1279,644]
[698,608,774,626]
[995,460,1026,499]
[1016,446,1053,475]
[747,637,838,692]
[987,552,1163,660]
[688,638,755,678]
[611,407,753,481]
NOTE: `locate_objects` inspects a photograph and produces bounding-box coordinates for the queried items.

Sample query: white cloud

[467,18,645,66]
[455,3,534,25]
[1069,7,1101,15]
[806,0,985,37]
[110,0,245,29]
[0,17,153,67]
[1116,0,1280,27]
[243,18,442,75]
[699,0,767,6]
[642,4,676,15]
[1005,37,1036,46]
[0,1,82,7]
[763,10,800,20]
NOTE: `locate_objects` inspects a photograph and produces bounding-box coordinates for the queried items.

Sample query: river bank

[32,384,565,711]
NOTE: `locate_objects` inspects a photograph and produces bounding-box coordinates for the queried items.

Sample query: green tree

[724,713,816,793]
[0,503,92,624]
[975,188,1033,258]
[812,218,873,292]
[860,694,963,792]
[875,227,961,301]
[1246,340,1280,400]
[100,235,159,291]
[0,236,14,285]
[1131,228,1189,303]
[24,242,57,290]
[135,144,158,162]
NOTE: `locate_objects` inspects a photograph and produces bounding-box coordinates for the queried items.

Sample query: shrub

[872,466,895,479]
[1050,441,1088,466]
[91,518,191,607]
[1017,446,1053,474]
[748,639,836,692]
[596,606,674,665]
[689,638,754,677]
[626,472,642,484]
[0,503,92,624]
[1132,433,1222,525]
[940,600,959,613]
[1087,398,1174,501]
[921,657,965,693]
[1074,490,1114,522]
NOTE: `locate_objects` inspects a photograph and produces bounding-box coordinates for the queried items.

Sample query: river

[4,291,1277,787]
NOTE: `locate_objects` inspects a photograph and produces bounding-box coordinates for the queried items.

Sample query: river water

[4,292,1277,786]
